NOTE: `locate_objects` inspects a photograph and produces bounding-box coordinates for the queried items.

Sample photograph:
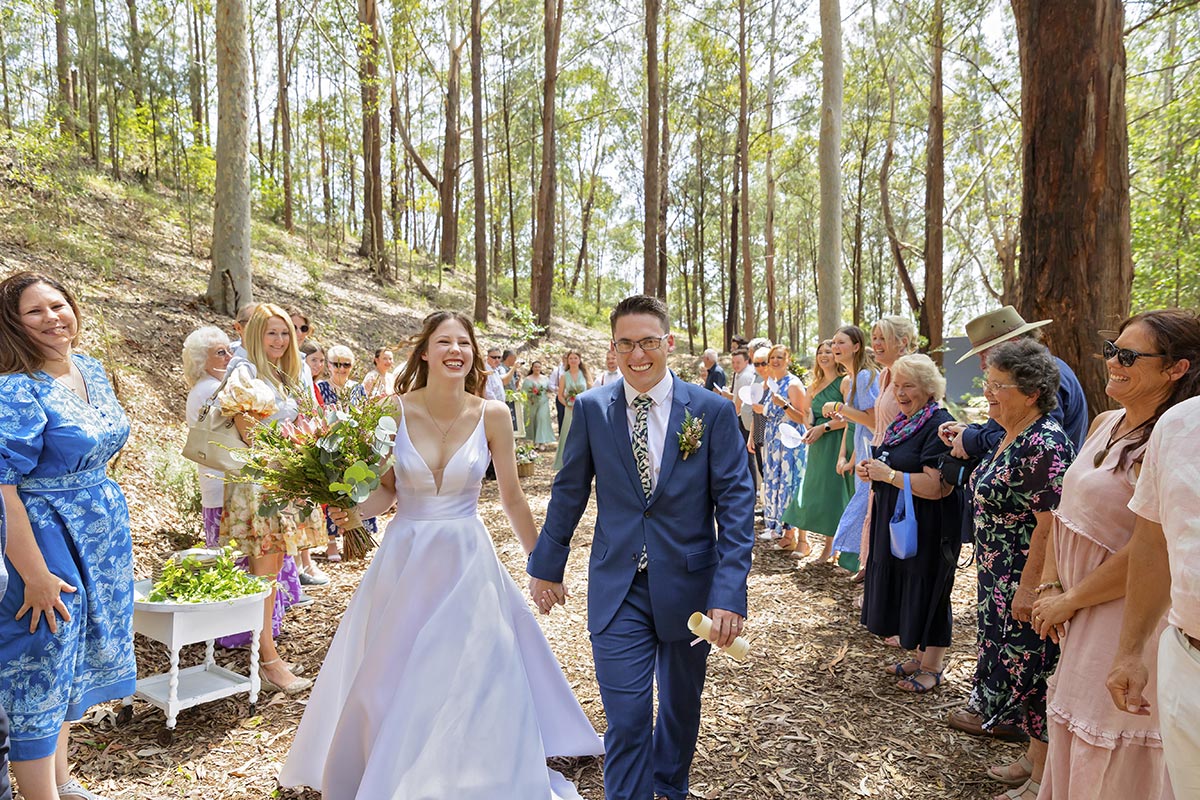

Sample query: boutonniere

[677,410,705,460]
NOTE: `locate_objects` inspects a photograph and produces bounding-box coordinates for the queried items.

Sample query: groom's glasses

[613,335,669,354]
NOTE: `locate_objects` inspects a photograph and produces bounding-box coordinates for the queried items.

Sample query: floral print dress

[0,354,137,760]
[762,373,806,535]
[968,414,1075,740]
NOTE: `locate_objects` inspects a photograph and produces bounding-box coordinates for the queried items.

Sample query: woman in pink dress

[1028,309,1200,800]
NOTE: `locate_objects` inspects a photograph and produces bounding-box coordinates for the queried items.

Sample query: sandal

[988,754,1034,787]
[258,658,313,695]
[995,778,1040,800]
[896,668,943,694]
[885,657,922,677]
[57,778,111,800]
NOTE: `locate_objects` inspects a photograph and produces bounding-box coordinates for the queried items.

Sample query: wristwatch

[823,422,831,433]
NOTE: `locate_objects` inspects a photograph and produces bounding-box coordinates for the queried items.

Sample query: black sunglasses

[296,324,310,333]
[753,361,767,367]
[330,361,353,368]
[1103,340,1166,368]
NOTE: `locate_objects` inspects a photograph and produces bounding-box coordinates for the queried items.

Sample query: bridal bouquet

[229,398,398,560]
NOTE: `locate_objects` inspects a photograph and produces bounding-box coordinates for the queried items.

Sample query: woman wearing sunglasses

[316,345,373,561]
[1030,310,1200,800]
[182,326,235,546]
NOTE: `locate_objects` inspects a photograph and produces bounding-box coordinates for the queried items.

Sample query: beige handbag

[182,378,248,472]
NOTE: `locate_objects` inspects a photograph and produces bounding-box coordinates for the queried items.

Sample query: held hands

[529,577,568,615]
[705,608,745,650]
[1031,586,1073,643]
[17,569,77,634]
[1106,654,1152,716]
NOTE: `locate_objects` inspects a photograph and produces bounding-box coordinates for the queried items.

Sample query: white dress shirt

[623,373,674,494]
[731,364,757,432]
[594,369,621,388]
[484,369,506,402]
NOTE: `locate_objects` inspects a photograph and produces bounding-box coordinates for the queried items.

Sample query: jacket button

[644,510,651,518]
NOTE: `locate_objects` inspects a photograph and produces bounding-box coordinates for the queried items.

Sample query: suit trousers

[738,425,758,493]
[1159,626,1200,796]
[591,570,710,800]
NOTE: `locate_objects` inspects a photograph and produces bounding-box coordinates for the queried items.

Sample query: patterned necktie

[632,395,654,497]
[632,395,653,572]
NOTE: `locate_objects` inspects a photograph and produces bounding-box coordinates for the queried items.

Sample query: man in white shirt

[593,349,621,388]
[483,348,506,479]
[1108,395,1200,795]
[727,348,758,493]
[549,355,566,430]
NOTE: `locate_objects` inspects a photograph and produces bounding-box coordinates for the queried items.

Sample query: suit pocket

[686,546,719,572]
[592,542,608,561]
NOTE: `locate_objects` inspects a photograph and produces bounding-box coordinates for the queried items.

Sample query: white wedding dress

[278,407,603,799]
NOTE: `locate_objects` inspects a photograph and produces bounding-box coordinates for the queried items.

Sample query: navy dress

[0,355,136,761]
[860,407,963,650]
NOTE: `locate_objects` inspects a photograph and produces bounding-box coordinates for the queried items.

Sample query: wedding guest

[0,492,10,800]
[1109,393,1200,797]
[857,316,915,573]
[949,338,1076,800]
[1034,310,1199,800]
[941,306,1089,464]
[549,353,567,431]
[522,362,554,447]
[749,346,771,524]
[552,351,589,470]
[859,354,962,693]
[219,304,321,695]
[702,348,726,391]
[0,272,136,800]
[499,350,520,428]
[230,301,258,356]
[183,326,234,546]
[363,348,396,397]
[788,340,853,563]
[728,348,759,494]
[593,349,621,388]
[316,345,367,406]
[300,341,326,402]
[762,345,809,552]
[484,349,506,480]
[827,325,879,573]
[285,305,328,589]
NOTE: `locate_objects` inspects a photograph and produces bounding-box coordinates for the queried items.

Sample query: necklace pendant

[1093,447,1108,469]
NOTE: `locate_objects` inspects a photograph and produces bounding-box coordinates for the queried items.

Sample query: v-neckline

[40,355,92,406]
[402,407,485,495]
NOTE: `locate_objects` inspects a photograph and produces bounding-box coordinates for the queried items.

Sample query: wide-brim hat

[955,306,1053,364]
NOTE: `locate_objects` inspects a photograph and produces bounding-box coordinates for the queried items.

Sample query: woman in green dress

[552,351,590,470]
[522,361,555,446]
[784,340,854,561]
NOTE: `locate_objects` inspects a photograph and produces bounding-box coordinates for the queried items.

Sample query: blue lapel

[606,381,648,505]
[648,375,690,507]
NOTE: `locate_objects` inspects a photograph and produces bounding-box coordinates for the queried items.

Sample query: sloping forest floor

[0,173,1024,798]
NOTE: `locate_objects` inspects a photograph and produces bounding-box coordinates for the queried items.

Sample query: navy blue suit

[529,374,755,800]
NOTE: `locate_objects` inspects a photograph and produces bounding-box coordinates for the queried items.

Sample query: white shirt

[484,369,506,402]
[549,365,563,392]
[594,369,621,388]
[186,375,226,507]
[623,373,674,494]
[731,364,757,432]
[1128,395,1200,636]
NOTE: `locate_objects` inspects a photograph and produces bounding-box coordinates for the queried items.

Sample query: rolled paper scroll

[687,612,750,661]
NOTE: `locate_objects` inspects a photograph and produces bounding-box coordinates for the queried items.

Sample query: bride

[278,311,603,799]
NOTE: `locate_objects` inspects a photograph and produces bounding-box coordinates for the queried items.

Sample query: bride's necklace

[1093,412,1153,469]
[423,393,468,445]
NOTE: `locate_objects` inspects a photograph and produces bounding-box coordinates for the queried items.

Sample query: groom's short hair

[611,295,669,334]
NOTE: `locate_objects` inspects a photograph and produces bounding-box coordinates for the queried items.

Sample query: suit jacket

[528,373,755,640]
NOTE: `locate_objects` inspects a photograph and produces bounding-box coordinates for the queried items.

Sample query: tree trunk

[643,0,660,296]
[249,7,264,168]
[471,0,487,322]
[726,150,740,343]
[357,0,385,277]
[275,0,292,231]
[440,46,463,267]
[55,0,76,135]
[656,0,670,300]
[530,0,563,327]
[208,0,253,316]
[923,0,944,363]
[763,0,779,344]
[501,36,518,301]
[737,0,752,337]
[124,0,142,107]
[1012,0,1130,415]
[817,0,843,339]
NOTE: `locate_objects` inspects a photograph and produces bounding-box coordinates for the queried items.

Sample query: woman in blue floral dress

[827,326,879,574]
[955,339,1076,800]
[761,345,808,544]
[0,272,136,800]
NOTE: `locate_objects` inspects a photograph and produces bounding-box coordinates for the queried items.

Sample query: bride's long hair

[393,311,488,397]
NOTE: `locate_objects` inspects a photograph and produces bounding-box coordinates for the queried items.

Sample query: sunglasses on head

[1103,340,1167,367]
[330,361,353,368]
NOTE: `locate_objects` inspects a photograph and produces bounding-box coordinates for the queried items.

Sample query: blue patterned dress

[831,369,880,571]
[763,373,807,535]
[0,354,136,761]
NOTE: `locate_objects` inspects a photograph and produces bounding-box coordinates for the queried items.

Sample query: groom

[528,295,755,800]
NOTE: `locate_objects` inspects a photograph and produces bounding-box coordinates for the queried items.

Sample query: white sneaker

[58,777,112,800]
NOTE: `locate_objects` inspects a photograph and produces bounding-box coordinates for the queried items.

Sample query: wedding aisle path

[72,461,1020,799]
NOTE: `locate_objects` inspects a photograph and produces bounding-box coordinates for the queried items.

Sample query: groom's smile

[613,313,675,393]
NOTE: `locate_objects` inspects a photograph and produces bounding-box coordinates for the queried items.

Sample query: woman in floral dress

[0,272,136,800]
[762,344,808,548]
[960,338,1076,800]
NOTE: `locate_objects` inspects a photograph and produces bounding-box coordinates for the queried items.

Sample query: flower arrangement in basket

[515,443,538,477]
[228,398,398,560]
